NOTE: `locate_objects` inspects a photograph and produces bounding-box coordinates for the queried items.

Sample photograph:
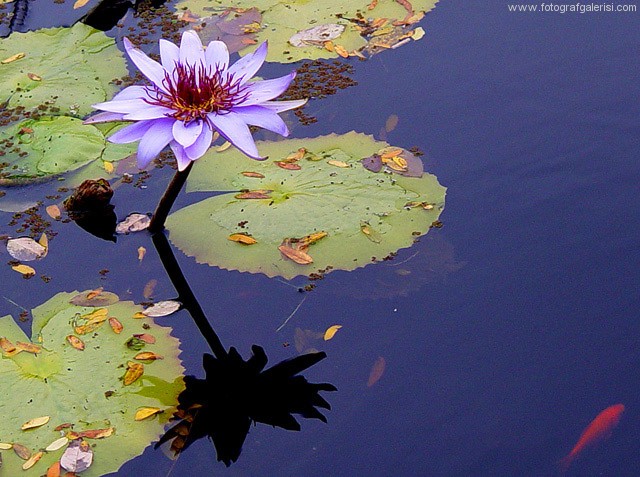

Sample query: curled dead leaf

[134,407,163,421]
[133,333,156,344]
[228,233,257,245]
[27,72,42,81]
[0,337,16,354]
[123,362,144,385]
[334,44,349,58]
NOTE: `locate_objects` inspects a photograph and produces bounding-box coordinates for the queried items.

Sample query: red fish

[559,403,625,473]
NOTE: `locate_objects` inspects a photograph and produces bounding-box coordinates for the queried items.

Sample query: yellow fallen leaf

[1,52,25,64]
[285,147,306,162]
[123,361,144,385]
[104,161,115,174]
[299,231,328,247]
[22,450,43,470]
[217,141,232,152]
[228,233,257,245]
[46,204,61,220]
[411,27,425,40]
[73,0,90,8]
[323,325,342,341]
[324,40,335,52]
[133,312,147,319]
[12,264,35,277]
[134,407,163,421]
[21,415,50,430]
[137,246,146,262]
[38,233,48,256]
[327,159,349,168]
[0,442,13,450]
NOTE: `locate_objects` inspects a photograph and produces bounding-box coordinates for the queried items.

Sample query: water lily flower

[85,31,306,171]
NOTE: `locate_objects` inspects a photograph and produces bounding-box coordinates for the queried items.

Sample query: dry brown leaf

[278,244,313,265]
[274,161,301,170]
[134,407,163,421]
[0,337,16,354]
[241,171,265,178]
[323,325,342,341]
[13,442,31,460]
[109,317,123,334]
[134,351,163,361]
[228,233,257,245]
[16,341,41,354]
[66,335,85,351]
[133,333,156,344]
[73,428,114,439]
[54,423,73,432]
[235,190,272,199]
[368,0,378,8]
[1,52,25,64]
[367,356,386,387]
[123,362,144,385]
[46,204,62,220]
[69,288,119,307]
[21,415,50,430]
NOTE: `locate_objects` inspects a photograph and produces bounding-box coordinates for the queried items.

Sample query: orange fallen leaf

[334,44,349,58]
[85,288,103,300]
[74,427,114,439]
[108,317,123,334]
[46,204,62,220]
[367,356,386,387]
[228,233,257,245]
[298,231,328,247]
[132,312,147,319]
[46,461,62,477]
[27,72,42,81]
[0,337,16,354]
[16,341,41,354]
[66,335,85,350]
[275,161,301,170]
[278,244,313,265]
[235,190,272,199]
[241,171,265,178]
[368,0,378,9]
[1,52,25,64]
[133,333,156,344]
[324,40,335,52]
[323,325,342,341]
[134,351,163,361]
[12,264,36,277]
[123,362,144,385]
[134,407,163,421]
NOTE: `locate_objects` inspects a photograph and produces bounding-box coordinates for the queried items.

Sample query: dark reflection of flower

[156,346,336,466]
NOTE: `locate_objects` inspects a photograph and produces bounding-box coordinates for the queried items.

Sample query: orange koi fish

[559,403,625,473]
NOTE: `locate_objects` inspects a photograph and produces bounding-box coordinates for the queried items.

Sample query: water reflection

[151,231,336,466]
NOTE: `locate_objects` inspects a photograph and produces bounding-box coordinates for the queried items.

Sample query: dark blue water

[1,1,639,476]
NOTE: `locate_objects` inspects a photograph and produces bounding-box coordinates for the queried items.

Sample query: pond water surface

[1,1,640,476]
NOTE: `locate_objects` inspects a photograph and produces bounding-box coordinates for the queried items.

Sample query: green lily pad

[0,22,127,117]
[166,132,446,279]
[0,291,185,476]
[177,0,438,63]
[0,116,136,183]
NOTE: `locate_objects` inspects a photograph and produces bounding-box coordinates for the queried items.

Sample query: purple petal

[108,120,155,143]
[259,99,308,113]
[122,104,173,120]
[185,125,214,160]
[231,105,288,136]
[242,72,296,106]
[205,41,229,71]
[124,37,168,91]
[179,30,205,68]
[159,39,180,71]
[226,41,267,84]
[112,85,148,102]
[170,141,192,171]
[92,98,149,114]
[208,112,263,159]
[172,120,203,148]
[137,118,174,168]
[83,111,125,125]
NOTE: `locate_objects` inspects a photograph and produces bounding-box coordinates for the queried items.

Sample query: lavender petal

[92,98,150,114]
[259,99,308,113]
[226,41,268,84]
[185,125,214,160]
[242,72,296,105]
[123,104,173,121]
[179,30,205,68]
[208,111,263,160]
[124,37,168,91]
[112,85,148,102]
[205,40,229,71]
[83,111,125,125]
[159,39,180,71]
[108,120,155,144]
[137,118,175,168]
[170,141,192,171]
[172,119,203,147]
[232,105,288,136]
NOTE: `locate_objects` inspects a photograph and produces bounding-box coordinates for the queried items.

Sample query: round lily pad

[0,291,185,476]
[176,0,438,63]
[166,132,446,279]
[0,23,127,117]
[0,116,136,183]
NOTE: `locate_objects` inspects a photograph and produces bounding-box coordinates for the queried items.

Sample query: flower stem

[148,162,193,234]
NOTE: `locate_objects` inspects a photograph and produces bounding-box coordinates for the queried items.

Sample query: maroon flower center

[145,62,247,123]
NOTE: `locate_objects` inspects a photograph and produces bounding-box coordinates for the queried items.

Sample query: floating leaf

[66,335,85,351]
[45,437,69,452]
[11,264,36,277]
[142,300,181,318]
[116,213,150,234]
[0,291,184,476]
[22,451,43,470]
[21,416,50,430]
[69,288,119,307]
[6,237,47,261]
[60,439,92,473]
[134,407,163,421]
[323,325,342,341]
[167,132,445,279]
[228,233,257,245]
[367,356,386,387]
[123,362,144,386]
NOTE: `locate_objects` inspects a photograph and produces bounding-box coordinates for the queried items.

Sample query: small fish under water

[558,403,625,473]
